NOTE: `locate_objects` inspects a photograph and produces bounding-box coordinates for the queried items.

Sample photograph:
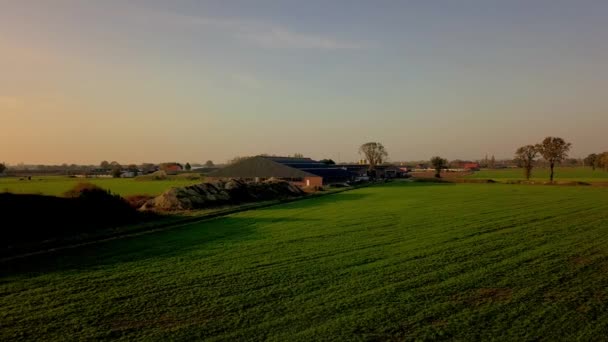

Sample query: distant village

[3,139,592,187]
[1,154,526,186]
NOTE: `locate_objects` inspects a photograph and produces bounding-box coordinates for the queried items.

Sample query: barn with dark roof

[207,156,354,187]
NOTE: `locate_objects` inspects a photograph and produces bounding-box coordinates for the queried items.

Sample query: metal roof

[207,156,318,179]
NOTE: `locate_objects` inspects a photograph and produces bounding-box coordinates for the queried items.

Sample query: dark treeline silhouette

[1,183,145,256]
[585,152,608,171]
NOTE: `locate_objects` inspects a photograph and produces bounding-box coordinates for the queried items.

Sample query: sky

[1,0,607,165]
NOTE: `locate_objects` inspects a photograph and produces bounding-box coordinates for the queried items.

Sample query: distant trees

[140,163,157,174]
[515,145,538,180]
[228,156,251,165]
[320,159,336,165]
[0,162,6,174]
[292,153,304,158]
[205,160,214,167]
[480,154,489,168]
[185,162,192,171]
[599,152,608,171]
[489,155,496,169]
[536,136,572,182]
[584,153,598,170]
[581,152,608,171]
[111,163,122,178]
[127,164,139,176]
[359,142,388,177]
[100,161,110,169]
[430,156,448,178]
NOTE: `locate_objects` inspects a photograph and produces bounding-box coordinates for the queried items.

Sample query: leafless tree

[430,156,448,178]
[359,142,388,174]
[598,152,608,171]
[515,145,538,180]
[536,136,572,182]
[584,153,598,170]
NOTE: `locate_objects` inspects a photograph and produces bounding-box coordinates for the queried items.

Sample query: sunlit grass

[466,167,608,182]
[0,176,200,196]
[2,182,608,340]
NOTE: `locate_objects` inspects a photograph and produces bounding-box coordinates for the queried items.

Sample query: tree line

[514,137,572,182]
[358,136,604,182]
[583,153,608,171]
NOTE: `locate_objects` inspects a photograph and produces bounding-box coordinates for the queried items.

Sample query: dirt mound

[141,179,305,211]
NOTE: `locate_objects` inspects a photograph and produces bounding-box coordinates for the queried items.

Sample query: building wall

[293,176,323,187]
[207,176,323,188]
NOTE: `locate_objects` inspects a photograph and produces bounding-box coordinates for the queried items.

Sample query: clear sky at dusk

[1,0,607,165]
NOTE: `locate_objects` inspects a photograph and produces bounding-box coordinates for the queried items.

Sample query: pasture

[0,176,200,197]
[466,167,608,183]
[2,182,608,340]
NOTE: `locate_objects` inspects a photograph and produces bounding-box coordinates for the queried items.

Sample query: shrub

[63,182,107,198]
[176,173,203,181]
[135,171,168,181]
[124,195,155,209]
[1,183,142,252]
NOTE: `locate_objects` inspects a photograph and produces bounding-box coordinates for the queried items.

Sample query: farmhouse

[463,162,480,171]
[160,163,183,175]
[207,156,353,186]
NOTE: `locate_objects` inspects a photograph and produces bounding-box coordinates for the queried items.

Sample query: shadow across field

[0,216,320,276]
[1,181,448,275]
[262,191,372,210]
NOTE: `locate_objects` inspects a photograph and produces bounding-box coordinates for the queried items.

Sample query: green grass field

[466,167,608,183]
[2,182,608,340]
[0,176,201,197]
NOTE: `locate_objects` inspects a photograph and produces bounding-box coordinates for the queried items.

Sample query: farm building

[160,163,183,175]
[206,156,354,186]
[339,164,405,179]
[463,162,481,171]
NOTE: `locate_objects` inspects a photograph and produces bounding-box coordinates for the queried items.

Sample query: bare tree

[359,142,388,176]
[515,145,538,180]
[536,137,572,182]
[584,153,598,170]
[599,152,608,171]
[430,156,448,178]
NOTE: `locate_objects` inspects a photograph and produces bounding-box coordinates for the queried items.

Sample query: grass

[2,182,608,340]
[466,166,608,183]
[0,176,201,197]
